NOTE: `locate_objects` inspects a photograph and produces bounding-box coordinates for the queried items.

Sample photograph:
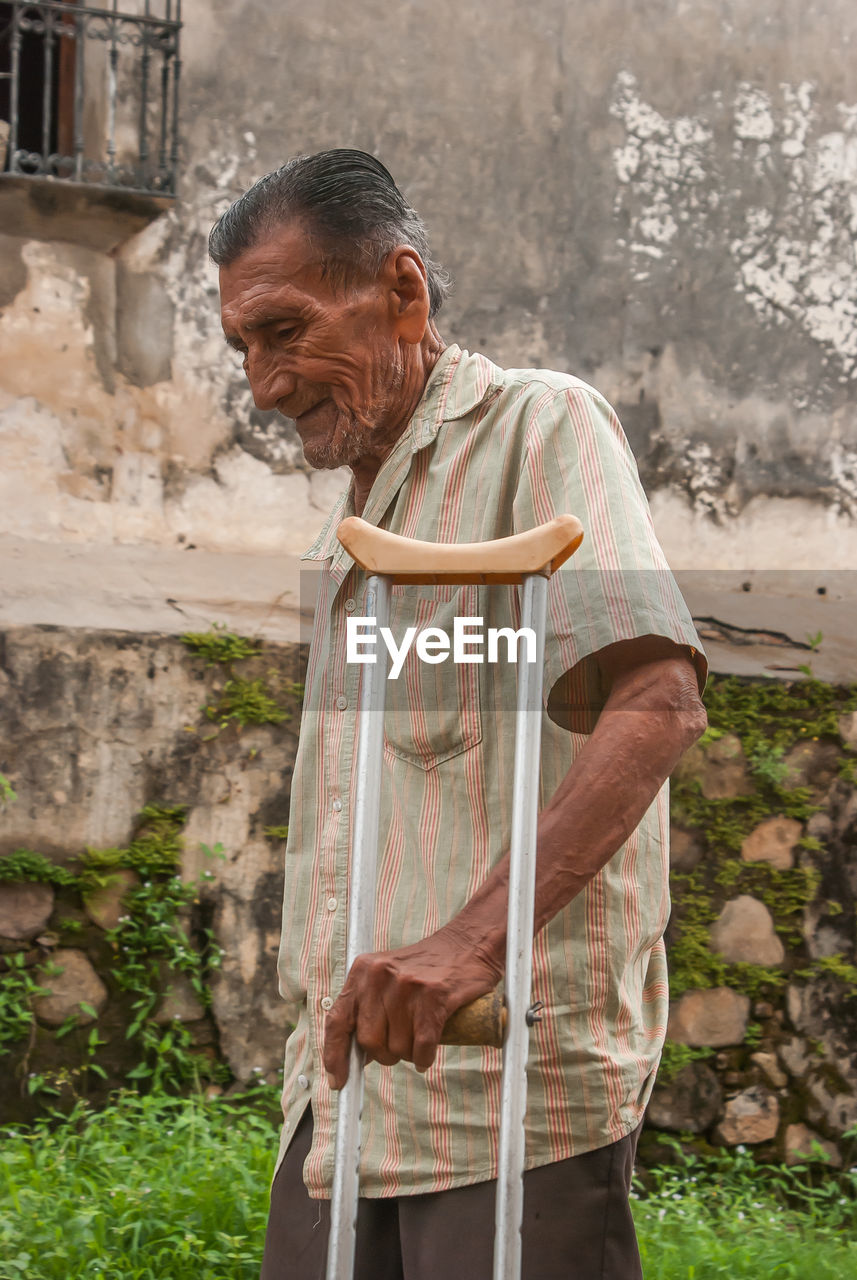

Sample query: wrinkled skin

[219,221,445,513]
[219,226,708,1090]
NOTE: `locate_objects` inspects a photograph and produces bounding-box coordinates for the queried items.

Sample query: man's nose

[245,349,297,412]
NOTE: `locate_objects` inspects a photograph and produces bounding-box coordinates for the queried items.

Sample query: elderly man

[212,149,707,1280]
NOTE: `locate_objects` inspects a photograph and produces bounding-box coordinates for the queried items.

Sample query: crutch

[327,514,584,1280]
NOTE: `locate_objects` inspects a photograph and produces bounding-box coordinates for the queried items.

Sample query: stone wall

[644,677,857,1167]
[2,625,856,1169]
[0,625,303,1121]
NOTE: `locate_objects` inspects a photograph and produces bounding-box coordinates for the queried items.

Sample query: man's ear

[385,247,431,344]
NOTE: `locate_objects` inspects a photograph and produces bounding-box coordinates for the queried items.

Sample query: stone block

[784,1123,842,1167]
[750,1052,787,1089]
[778,1036,811,1078]
[647,1061,722,1132]
[782,741,840,796]
[667,987,750,1047]
[0,881,55,940]
[83,868,140,930]
[154,969,207,1024]
[838,711,857,751]
[33,948,108,1026]
[674,734,751,800]
[670,826,703,870]
[709,895,785,966]
[714,1086,779,1145]
[741,816,801,870]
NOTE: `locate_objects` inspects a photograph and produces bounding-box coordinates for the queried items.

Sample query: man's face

[219,221,410,470]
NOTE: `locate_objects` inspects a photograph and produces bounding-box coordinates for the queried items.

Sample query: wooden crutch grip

[439,989,507,1048]
[337,515,584,585]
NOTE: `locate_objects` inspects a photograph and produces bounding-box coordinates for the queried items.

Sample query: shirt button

[327,897,337,911]
[335,695,347,711]
[297,1073,309,1090]
[332,798,342,812]
[321,996,333,1010]
[344,598,356,612]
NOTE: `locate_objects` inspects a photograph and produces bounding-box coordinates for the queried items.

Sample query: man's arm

[323,636,706,1088]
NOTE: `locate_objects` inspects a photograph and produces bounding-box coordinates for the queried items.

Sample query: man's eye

[276,327,296,342]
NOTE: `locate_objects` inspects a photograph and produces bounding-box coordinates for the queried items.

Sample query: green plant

[810,953,857,996]
[98,810,225,1088]
[263,825,289,840]
[206,677,291,728]
[748,742,790,787]
[0,848,77,886]
[633,1139,857,1279]
[0,1088,280,1278]
[180,624,262,665]
[657,1039,714,1082]
[0,771,17,810]
[0,953,48,1056]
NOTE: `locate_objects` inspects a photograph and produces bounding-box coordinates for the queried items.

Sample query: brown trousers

[260,1110,643,1280]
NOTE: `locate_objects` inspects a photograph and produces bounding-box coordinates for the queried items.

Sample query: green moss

[701,675,856,755]
[658,1039,715,1082]
[808,954,857,996]
[668,867,798,999]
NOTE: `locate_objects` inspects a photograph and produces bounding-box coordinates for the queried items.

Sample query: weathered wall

[0,626,303,1099]
[1,0,855,567]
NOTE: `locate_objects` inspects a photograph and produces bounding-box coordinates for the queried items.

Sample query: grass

[1,1094,856,1278]
[633,1140,857,1279]
[0,1088,279,1279]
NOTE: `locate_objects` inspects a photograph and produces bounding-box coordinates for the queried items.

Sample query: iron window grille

[0,1,182,197]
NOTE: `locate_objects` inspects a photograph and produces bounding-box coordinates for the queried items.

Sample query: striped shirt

[275,345,706,1197]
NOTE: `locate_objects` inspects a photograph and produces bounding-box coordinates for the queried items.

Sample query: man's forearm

[441,651,707,972]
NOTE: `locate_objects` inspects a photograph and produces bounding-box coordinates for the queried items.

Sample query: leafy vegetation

[180,624,262,665]
[180,625,302,729]
[657,1039,714,1083]
[0,808,226,1097]
[0,955,48,1057]
[0,1092,855,1278]
[205,677,291,728]
[633,1136,857,1280]
[0,849,77,887]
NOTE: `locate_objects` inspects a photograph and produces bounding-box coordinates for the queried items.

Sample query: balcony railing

[0,1,182,197]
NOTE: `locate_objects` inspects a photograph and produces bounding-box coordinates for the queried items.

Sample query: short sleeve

[511,383,707,733]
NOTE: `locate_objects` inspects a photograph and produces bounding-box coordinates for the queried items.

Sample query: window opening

[0,1,182,197]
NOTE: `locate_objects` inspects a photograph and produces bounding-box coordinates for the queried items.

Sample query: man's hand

[322,929,502,1089]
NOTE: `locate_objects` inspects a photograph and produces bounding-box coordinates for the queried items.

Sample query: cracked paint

[611,74,857,380]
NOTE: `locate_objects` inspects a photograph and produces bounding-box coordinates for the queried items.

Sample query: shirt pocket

[383,583,483,771]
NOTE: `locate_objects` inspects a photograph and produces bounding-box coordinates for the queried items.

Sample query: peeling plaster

[611,74,857,380]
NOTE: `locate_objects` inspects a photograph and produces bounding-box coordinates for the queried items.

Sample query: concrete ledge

[2,539,854,683]
[0,175,173,253]
[0,536,310,644]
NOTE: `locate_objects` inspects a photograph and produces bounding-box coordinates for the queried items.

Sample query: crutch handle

[337,514,583,585]
[440,989,506,1048]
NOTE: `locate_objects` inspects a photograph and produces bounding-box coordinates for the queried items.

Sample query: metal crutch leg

[327,515,584,1280]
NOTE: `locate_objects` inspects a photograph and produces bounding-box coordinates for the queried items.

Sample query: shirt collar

[302,345,502,565]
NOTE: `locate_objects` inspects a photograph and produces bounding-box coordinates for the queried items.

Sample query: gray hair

[208,149,451,319]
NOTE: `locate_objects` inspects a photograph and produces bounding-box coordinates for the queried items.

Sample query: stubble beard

[299,354,408,471]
